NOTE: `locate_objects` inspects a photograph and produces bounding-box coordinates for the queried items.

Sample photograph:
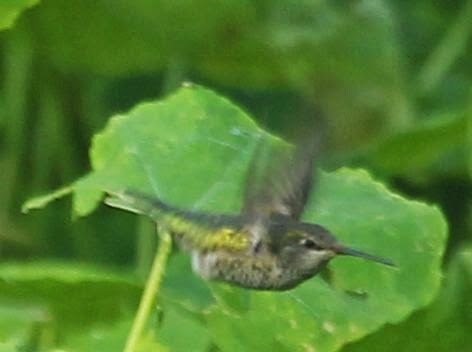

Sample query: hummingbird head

[273,222,337,276]
[273,220,394,278]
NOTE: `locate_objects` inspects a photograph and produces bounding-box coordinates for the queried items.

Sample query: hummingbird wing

[241,135,319,222]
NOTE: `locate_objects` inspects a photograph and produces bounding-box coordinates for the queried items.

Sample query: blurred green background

[0,0,471,351]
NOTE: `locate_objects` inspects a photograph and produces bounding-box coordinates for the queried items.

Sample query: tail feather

[104,190,170,220]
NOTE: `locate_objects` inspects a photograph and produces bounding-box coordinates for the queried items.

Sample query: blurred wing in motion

[241,134,319,223]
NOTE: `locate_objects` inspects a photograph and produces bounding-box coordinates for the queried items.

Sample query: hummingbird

[105,136,394,290]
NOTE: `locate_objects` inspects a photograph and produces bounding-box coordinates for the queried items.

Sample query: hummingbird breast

[191,249,301,290]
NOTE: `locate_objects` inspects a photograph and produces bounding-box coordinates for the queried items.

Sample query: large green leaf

[0,0,38,30]
[24,85,446,350]
[24,84,268,217]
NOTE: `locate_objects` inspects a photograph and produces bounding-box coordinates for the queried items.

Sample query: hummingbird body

[105,136,394,290]
[191,222,333,290]
[192,250,312,290]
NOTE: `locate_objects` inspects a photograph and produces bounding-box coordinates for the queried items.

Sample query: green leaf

[343,247,472,352]
[0,305,43,344]
[0,0,39,31]
[24,84,272,216]
[0,342,16,352]
[21,185,72,213]
[24,84,446,350]
[365,113,467,177]
[0,261,209,350]
[157,305,211,352]
[0,261,141,335]
[65,306,211,352]
[64,318,163,352]
[63,319,131,352]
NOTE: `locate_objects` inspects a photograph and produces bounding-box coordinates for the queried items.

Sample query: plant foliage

[21,86,447,351]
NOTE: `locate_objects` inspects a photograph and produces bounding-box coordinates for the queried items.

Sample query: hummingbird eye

[300,238,320,250]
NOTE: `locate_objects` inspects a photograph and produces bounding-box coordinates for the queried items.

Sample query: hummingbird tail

[105,190,172,220]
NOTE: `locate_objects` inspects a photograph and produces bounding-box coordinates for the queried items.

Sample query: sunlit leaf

[24,84,271,217]
[0,0,38,30]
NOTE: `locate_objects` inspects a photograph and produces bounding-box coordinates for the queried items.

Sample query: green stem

[123,227,172,352]
[136,218,157,279]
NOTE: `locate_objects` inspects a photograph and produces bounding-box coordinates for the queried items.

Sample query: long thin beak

[336,246,396,267]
